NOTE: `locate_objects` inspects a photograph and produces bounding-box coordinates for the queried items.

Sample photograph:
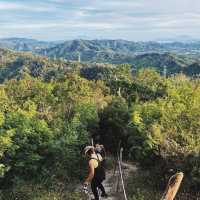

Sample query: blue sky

[0,0,200,41]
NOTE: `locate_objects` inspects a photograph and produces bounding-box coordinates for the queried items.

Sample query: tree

[99,97,129,153]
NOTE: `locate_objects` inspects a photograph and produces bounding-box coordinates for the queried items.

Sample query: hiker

[83,146,108,200]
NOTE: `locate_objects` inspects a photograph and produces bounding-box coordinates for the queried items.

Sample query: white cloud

[0,1,56,12]
[48,0,65,2]
[0,21,114,30]
[1,0,200,40]
[0,2,26,10]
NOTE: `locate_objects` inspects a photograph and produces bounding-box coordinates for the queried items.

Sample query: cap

[84,146,94,155]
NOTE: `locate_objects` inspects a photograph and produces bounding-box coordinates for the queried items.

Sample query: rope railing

[115,146,184,200]
[117,147,128,200]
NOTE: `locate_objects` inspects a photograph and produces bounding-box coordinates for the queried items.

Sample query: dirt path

[102,161,137,200]
[76,161,137,200]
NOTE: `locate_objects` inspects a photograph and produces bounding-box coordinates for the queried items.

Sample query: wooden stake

[161,172,184,200]
[91,138,94,147]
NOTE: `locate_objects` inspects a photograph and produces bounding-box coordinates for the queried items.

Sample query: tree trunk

[161,172,184,200]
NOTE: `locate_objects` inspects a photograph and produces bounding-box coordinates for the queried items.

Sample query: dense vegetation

[0,48,200,199]
[0,73,112,199]
[38,39,200,64]
[1,48,200,84]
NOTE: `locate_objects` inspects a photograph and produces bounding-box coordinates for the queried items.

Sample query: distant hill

[156,35,200,43]
[37,39,200,64]
[183,62,200,77]
[0,48,79,82]
[132,53,198,75]
[0,48,113,83]
[1,47,200,83]
[0,38,59,52]
[1,38,200,64]
[38,40,137,64]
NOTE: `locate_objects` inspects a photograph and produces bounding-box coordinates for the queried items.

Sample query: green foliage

[129,73,200,187]
[99,96,129,153]
[0,74,110,192]
[130,189,145,200]
[1,47,200,85]
[126,169,162,200]
[2,112,53,179]
[1,46,200,198]
[0,183,87,200]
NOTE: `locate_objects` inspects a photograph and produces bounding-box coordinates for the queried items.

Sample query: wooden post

[120,148,123,163]
[113,141,122,175]
[116,148,124,193]
[115,151,120,192]
[91,138,94,147]
[161,172,184,200]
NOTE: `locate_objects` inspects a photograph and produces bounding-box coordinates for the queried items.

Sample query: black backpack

[91,155,106,182]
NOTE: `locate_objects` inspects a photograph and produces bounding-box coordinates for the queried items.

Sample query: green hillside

[1,48,200,84]
[0,38,58,52]
[132,53,197,74]
[0,48,82,82]
[38,39,200,62]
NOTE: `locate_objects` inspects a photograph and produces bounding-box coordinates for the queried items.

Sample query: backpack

[90,155,106,182]
[95,147,106,159]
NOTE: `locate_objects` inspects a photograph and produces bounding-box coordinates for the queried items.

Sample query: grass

[125,166,200,200]
[0,181,88,200]
[126,167,162,200]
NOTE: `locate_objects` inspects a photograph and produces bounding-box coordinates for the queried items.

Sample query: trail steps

[101,161,137,200]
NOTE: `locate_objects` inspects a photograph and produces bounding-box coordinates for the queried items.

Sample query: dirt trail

[102,161,137,200]
[76,161,137,200]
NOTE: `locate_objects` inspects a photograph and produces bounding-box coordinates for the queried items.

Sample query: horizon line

[1,36,200,43]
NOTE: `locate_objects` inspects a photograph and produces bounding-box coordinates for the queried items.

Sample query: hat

[84,146,94,155]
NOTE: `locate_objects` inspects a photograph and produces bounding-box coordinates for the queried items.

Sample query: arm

[84,160,95,185]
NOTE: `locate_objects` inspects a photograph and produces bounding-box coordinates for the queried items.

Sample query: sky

[0,0,200,41]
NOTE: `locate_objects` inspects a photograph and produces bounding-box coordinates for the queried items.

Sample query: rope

[117,148,128,200]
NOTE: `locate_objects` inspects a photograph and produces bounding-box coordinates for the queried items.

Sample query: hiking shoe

[101,193,108,198]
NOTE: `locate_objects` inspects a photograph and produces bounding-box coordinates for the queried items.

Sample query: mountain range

[0,38,59,52]
[1,38,200,61]
[0,38,200,78]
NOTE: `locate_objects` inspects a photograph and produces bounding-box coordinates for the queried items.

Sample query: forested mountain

[1,48,200,82]
[0,48,120,83]
[0,38,58,52]
[1,38,200,62]
[38,39,200,62]
[0,48,80,82]
[1,38,200,77]
[132,53,200,75]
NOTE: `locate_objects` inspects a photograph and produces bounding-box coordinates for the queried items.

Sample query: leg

[91,179,99,200]
[97,180,108,197]
[97,182,106,194]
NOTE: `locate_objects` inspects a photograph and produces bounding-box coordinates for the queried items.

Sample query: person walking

[83,146,108,200]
